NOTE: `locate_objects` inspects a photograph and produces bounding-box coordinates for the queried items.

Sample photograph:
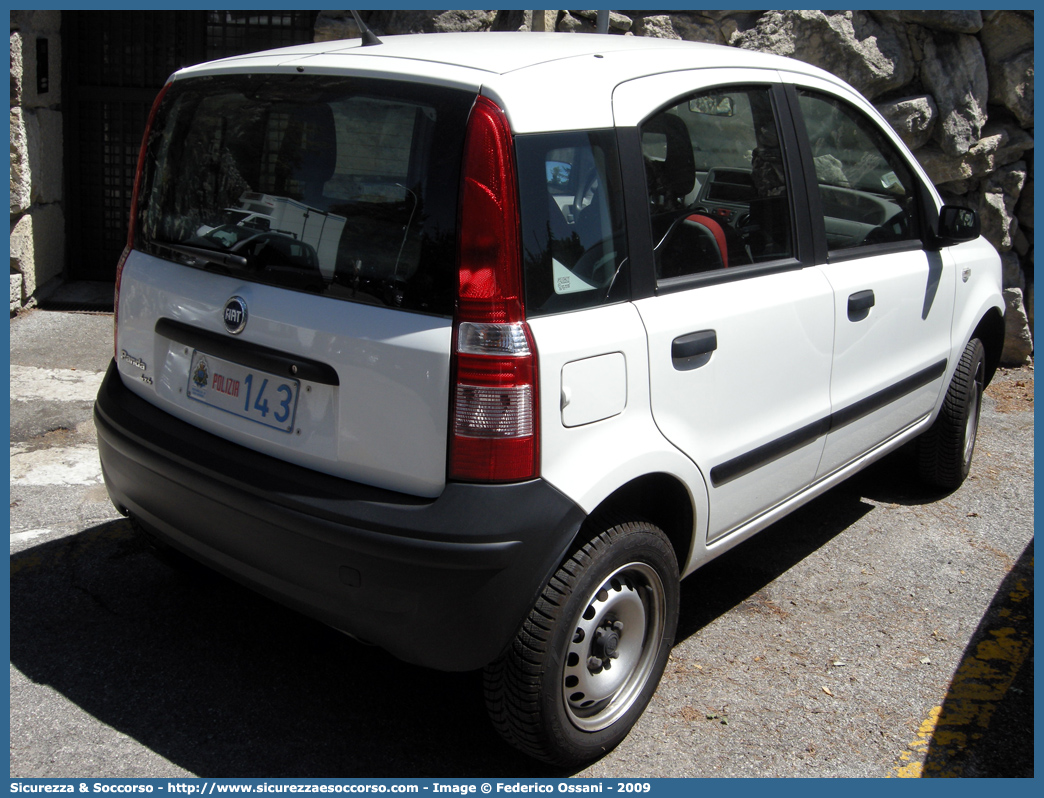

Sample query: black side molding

[710,417,831,488]
[710,359,948,487]
[156,318,340,386]
[830,359,948,430]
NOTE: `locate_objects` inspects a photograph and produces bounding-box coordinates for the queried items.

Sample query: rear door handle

[672,330,717,371]
[848,289,875,321]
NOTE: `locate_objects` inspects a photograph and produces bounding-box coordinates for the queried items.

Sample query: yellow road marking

[890,563,1033,777]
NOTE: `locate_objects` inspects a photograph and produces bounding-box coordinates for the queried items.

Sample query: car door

[614,72,835,542]
[783,78,956,478]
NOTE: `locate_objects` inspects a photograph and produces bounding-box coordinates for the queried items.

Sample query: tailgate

[116,251,453,498]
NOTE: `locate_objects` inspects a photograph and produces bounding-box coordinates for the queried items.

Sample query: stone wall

[10,10,64,313]
[317,9,1034,364]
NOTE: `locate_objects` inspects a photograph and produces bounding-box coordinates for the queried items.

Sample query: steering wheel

[862,211,910,246]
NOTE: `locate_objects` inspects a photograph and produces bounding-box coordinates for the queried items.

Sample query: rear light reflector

[454,384,534,438]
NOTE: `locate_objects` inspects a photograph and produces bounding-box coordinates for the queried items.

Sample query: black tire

[484,521,679,766]
[917,337,986,489]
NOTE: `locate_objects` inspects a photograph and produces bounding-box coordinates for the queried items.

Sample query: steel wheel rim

[964,359,984,466]
[562,562,666,732]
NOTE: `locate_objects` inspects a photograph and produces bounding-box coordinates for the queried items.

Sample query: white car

[95,31,1004,765]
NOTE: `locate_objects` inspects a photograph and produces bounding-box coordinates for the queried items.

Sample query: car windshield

[136,73,473,314]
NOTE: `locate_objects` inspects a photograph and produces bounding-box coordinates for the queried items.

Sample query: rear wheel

[484,521,679,766]
[918,337,986,489]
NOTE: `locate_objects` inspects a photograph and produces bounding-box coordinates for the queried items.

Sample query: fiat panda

[95,31,1004,765]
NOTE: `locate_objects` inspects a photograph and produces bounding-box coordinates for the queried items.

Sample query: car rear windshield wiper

[154,240,249,270]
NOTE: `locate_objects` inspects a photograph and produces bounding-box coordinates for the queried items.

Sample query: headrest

[642,113,695,202]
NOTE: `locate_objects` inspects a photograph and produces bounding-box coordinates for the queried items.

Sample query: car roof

[174,31,847,133]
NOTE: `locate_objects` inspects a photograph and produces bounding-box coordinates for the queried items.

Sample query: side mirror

[935,205,980,246]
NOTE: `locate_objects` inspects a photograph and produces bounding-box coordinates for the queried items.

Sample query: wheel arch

[973,306,1005,387]
[579,472,695,573]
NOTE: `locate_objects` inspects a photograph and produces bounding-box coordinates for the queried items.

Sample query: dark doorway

[62,10,318,281]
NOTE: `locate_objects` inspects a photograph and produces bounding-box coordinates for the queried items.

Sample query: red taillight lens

[449,96,538,482]
[115,79,171,358]
[457,96,523,326]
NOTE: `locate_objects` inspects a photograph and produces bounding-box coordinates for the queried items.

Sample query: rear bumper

[94,361,586,671]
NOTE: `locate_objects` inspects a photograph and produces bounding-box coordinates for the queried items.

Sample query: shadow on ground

[921,539,1034,777]
[7,453,972,778]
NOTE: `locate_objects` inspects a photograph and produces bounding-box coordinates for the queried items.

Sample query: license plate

[187,350,299,432]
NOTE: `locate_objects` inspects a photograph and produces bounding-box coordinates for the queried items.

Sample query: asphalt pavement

[8,307,1034,778]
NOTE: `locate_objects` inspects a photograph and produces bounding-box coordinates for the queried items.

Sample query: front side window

[517,130,629,316]
[641,86,794,282]
[138,74,473,315]
[796,89,924,252]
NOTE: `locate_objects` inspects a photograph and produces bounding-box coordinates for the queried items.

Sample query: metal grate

[206,11,318,60]
[63,10,318,282]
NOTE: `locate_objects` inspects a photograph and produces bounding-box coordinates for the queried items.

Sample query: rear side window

[516,131,629,316]
[640,86,794,282]
[137,74,474,315]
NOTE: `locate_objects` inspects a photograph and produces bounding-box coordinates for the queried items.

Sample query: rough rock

[570,10,633,33]
[873,11,983,34]
[11,32,22,107]
[916,123,1032,186]
[9,12,61,107]
[432,10,497,33]
[979,11,1034,128]
[10,214,35,298]
[10,108,30,214]
[667,12,743,46]
[556,12,592,33]
[313,11,359,42]
[1001,288,1034,365]
[1013,228,1031,258]
[1016,177,1033,230]
[11,273,24,315]
[920,32,989,156]
[632,15,680,40]
[976,161,1027,252]
[523,10,559,32]
[735,10,914,100]
[875,95,937,151]
[1001,252,1026,291]
[487,10,526,32]
[331,10,496,37]
[24,203,65,290]
[10,205,65,304]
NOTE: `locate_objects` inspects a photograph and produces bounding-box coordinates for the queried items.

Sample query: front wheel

[917,337,986,489]
[484,521,679,766]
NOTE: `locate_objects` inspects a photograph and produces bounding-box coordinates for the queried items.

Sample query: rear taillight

[449,96,539,482]
[114,80,171,358]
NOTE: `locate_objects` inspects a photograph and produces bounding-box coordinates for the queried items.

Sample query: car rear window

[136,73,474,315]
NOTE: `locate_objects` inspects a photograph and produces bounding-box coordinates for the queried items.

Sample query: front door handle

[672,330,717,371]
[848,289,875,321]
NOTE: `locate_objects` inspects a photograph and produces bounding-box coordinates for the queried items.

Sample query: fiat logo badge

[223,296,248,335]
